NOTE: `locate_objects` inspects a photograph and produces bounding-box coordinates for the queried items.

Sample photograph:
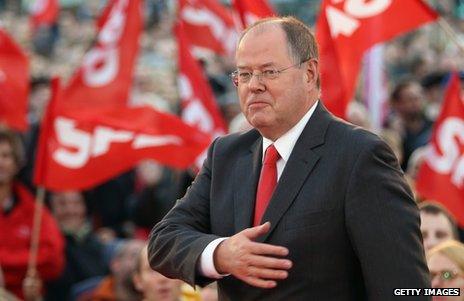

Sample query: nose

[431,276,442,288]
[427,236,439,251]
[247,73,265,93]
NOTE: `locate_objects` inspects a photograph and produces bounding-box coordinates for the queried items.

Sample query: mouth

[248,101,269,109]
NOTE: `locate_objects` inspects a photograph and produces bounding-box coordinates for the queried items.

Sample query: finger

[248,266,289,280]
[249,242,289,256]
[238,275,277,289]
[248,255,292,270]
[242,222,271,239]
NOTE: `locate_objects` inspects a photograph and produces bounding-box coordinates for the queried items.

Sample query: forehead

[428,253,460,271]
[399,83,422,98]
[421,212,452,230]
[53,192,83,204]
[0,140,13,152]
[236,24,291,67]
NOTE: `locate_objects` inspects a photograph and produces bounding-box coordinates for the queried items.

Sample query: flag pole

[26,187,46,278]
[438,17,464,55]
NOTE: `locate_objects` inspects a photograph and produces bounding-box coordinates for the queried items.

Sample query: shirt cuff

[199,237,229,279]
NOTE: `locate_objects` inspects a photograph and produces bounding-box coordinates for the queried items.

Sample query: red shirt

[0,182,64,299]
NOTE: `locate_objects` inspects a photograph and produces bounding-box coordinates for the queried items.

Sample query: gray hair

[238,16,320,88]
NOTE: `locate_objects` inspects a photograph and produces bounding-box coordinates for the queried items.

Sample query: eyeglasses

[230,59,310,87]
[430,270,462,282]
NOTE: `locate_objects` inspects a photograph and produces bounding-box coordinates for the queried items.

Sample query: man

[0,128,64,299]
[45,191,107,300]
[388,78,433,170]
[419,201,459,251]
[149,17,430,300]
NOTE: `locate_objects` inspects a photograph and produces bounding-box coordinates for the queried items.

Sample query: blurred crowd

[1,0,464,300]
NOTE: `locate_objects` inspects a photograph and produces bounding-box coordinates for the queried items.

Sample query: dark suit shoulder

[212,129,261,157]
[327,116,392,155]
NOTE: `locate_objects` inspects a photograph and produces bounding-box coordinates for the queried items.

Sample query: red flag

[30,0,59,28]
[416,73,464,226]
[316,0,437,118]
[178,0,238,55]
[0,29,29,131]
[232,0,275,28]
[176,23,227,167]
[177,24,227,137]
[62,0,142,110]
[35,79,211,191]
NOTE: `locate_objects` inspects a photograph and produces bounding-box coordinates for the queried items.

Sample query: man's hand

[213,222,292,288]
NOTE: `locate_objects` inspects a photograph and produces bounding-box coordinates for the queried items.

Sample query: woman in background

[427,240,464,300]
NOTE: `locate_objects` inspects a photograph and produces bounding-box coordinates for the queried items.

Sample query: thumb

[243,222,271,239]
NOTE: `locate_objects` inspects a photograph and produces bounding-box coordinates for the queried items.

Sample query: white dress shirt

[199,101,318,278]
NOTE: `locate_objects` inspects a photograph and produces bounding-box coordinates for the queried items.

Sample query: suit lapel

[257,102,332,243]
[233,136,262,233]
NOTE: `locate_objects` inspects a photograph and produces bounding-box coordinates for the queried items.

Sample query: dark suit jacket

[149,102,431,301]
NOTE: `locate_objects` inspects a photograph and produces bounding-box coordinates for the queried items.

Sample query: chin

[248,115,271,129]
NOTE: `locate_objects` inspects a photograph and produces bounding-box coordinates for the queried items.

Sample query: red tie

[253,144,280,227]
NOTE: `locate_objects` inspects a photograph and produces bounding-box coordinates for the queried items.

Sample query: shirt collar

[262,100,318,161]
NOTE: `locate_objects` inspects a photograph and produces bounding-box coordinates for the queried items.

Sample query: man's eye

[238,72,252,79]
[263,69,278,77]
[436,231,450,239]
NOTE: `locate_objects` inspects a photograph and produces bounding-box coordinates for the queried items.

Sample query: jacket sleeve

[345,136,431,300]
[148,139,220,287]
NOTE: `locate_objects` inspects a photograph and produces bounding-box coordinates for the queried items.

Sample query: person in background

[427,240,464,300]
[420,202,459,252]
[132,245,182,301]
[199,282,218,301]
[421,71,446,121]
[92,239,144,301]
[45,191,108,300]
[388,78,433,170]
[19,76,51,191]
[129,161,177,239]
[86,170,136,240]
[0,128,64,299]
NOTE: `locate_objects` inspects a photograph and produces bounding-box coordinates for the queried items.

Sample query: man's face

[50,191,86,233]
[394,83,424,120]
[30,85,51,121]
[421,212,454,251]
[235,24,317,140]
[0,141,17,185]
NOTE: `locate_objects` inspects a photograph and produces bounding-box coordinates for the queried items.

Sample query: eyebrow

[236,62,277,69]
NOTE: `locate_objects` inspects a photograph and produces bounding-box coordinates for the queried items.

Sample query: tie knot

[264,145,280,165]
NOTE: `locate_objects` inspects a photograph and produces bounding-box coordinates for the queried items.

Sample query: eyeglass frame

[229,58,312,87]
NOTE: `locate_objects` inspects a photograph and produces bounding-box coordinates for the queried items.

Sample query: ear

[305,59,319,89]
